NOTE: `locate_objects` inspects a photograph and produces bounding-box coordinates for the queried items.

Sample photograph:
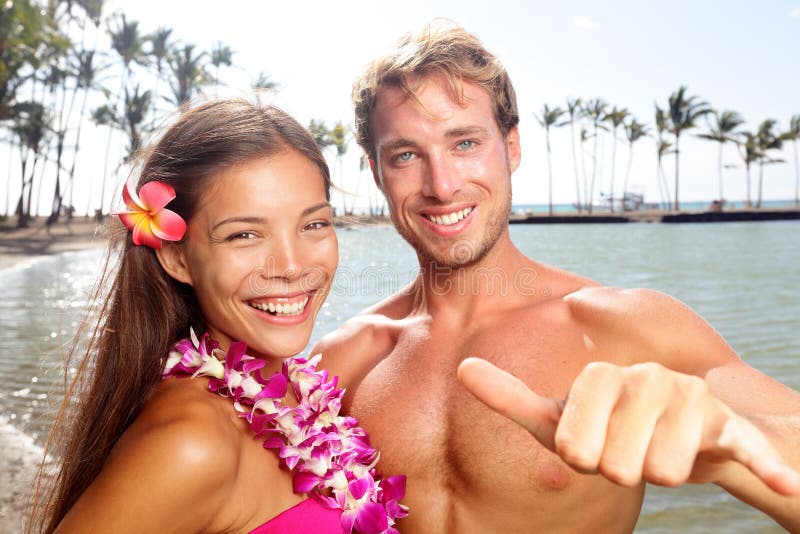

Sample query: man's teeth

[250,296,309,316]
[426,207,473,226]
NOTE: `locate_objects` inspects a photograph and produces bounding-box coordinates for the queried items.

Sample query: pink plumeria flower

[116,179,186,249]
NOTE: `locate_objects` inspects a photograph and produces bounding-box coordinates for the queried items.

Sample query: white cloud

[791,7,800,17]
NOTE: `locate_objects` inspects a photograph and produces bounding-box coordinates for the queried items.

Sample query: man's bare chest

[347,317,592,493]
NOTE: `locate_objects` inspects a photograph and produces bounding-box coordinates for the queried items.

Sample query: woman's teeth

[426,207,473,226]
[249,295,309,316]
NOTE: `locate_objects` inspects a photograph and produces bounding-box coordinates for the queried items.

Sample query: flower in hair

[163,330,408,533]
[116,179,187,249]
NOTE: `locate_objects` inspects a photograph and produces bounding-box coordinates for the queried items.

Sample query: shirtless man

[314,24,800,532]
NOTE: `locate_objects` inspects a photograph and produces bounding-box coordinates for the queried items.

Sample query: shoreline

[509,207,800,224]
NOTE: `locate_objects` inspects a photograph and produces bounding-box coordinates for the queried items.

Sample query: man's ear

[506,127,521,173]
[155,242,193,285]
[369,157,383,192]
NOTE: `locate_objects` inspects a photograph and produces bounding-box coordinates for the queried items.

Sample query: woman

[29,99,405,533]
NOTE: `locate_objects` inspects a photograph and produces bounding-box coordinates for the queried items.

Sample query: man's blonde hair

[352,21,519,160]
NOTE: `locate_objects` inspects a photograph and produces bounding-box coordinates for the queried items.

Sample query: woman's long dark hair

[28,99,330,533]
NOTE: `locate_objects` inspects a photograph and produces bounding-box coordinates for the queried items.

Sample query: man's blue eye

[397,152,413,162]
[458,140,474,149]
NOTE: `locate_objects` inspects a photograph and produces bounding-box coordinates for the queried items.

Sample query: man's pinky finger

[717,418,800,496]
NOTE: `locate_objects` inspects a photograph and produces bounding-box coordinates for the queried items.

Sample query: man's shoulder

[562,286,739,369]
[312,290,427,385]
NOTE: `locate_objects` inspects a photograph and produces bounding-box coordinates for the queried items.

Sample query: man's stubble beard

[390,185,512,270]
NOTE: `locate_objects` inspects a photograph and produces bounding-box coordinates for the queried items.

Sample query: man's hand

[457,357,800,495]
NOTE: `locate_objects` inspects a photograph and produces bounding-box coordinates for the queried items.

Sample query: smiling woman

[27,98,406,534]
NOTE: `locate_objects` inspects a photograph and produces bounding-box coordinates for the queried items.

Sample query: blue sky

[7,1,800,214]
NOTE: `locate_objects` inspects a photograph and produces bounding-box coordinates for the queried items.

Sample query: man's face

[369,73,520,268]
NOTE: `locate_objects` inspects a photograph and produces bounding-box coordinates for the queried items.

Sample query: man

[313,24,800,532]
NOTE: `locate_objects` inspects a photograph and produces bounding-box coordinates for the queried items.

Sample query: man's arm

[457,288,800,530]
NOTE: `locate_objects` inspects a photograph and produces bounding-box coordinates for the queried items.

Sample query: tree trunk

[794,140,799,207]
[673,136,681,211]
[588,123,599,214]
[99,67,130,220]
[623,144,634,209]
[609,128,617,213]
[569,121,581,213]
[756,161,764,208]
[546,131,553,216]
[717,142,724,202]
[745,162,752,207]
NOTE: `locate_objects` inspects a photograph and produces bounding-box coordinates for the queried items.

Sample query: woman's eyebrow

[302,202,333,216]
[211,216,265,232]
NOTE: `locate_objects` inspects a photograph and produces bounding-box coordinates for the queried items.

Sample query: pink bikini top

[249,498,343,534]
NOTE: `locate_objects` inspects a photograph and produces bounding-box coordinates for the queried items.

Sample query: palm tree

[100,13,147,218]
[603,106,629,212]
[696,110,744,204]
[666,86,711,210]
[308,119,333,150]
[108,13,147,82]
[93,84,152,162]
[786,114,800,207]
[210,42,234,95]
[565,97,583,212]
[737,131,759,207]
[654,105,672,210]
[579,126,590,211]
[252,72,279,103]
[754,119,784,208]
[622,118,649,208]
[329,121,351,215]
[166,43,209,106]
[534,104,567,216]
[11,101,49,227]
[76,0,104,27]
[581,98,608,213]
[147,26,172,121]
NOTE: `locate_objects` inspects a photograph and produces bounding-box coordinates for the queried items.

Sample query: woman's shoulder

[56,378,245,532]
[124,376,244,470]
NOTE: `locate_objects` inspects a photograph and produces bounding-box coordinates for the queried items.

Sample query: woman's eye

[305,221,331,231]
[227,231,257,241]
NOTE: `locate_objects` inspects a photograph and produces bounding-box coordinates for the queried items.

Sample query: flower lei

[162,330,408,534]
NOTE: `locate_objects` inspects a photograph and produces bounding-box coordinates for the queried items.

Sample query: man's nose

[421,153,463,202]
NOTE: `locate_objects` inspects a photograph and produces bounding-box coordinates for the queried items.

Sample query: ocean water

[1,221,799,532]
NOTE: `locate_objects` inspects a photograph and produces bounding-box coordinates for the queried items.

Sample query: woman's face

[172,150,337,369]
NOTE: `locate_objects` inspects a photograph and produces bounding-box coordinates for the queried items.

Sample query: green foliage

[108,13,146,68]
[330,121,348,157]
[667,85,711,137]
[697,110,745,144]
[148,26,173,74]
[0,0,69,121]
[625,118,649,144]
[166,43,208,105]
[309,118,333,149]
[534,103,566,131]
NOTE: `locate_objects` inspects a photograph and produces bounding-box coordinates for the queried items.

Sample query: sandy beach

[0,217,109,532]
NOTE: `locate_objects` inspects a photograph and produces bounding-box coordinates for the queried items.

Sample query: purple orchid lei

[162,330,408,534]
